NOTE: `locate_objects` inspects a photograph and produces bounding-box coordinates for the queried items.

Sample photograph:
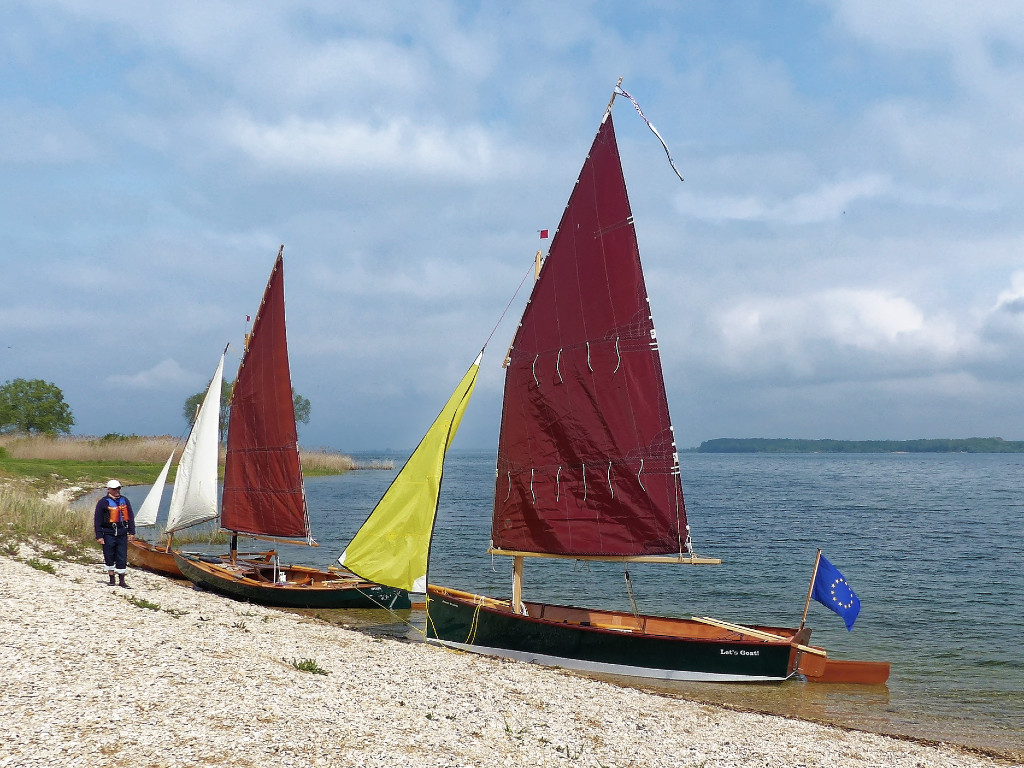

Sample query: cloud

[214,111,522,181]
[706,288,964,381]
[105,359,203,391]
[675,173,892,224]
[0,103,99,165]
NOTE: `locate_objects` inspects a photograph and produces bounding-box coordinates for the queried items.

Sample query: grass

[124,594,162,611]
[0,487,95,554]
[25,557,57,574]
[290,657,329,675]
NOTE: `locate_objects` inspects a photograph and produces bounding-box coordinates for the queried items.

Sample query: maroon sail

[491,114,689,558]
[221,248,310,540]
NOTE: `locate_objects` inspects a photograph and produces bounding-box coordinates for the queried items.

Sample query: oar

[692,616,827,657]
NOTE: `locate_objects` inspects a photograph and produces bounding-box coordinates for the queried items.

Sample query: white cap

[106,479,122,489]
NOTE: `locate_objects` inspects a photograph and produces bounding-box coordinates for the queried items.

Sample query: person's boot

[107,572,116,586]
[118,574,131,589]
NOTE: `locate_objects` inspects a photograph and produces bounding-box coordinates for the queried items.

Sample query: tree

[182,378,233,435]
[183,380,311,434]
[293,391,311,427]
[0,378,75,435]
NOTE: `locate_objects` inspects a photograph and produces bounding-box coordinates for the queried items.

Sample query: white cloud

[832,0,1024,56]
[0,103,99,164]
[216,111,519,181]
[709,288,963,380]
[675,174,892,224]
[106,359,202,391]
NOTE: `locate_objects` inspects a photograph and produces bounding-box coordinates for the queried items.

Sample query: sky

[2,0,1024,451]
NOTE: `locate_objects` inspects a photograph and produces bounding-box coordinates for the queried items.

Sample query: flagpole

[800,548,823,630]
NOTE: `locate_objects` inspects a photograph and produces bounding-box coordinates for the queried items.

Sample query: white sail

[135,451,174,527]
[165,353,225,533]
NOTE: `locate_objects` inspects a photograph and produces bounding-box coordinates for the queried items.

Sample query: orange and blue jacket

[93,495,136,538]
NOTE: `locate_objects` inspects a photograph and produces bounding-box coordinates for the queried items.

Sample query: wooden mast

[510,248,545,614]
[800,548,823,630]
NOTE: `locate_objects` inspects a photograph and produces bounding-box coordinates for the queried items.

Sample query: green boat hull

[174,552,410,610]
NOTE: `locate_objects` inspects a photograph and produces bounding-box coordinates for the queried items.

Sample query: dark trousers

[101,533,128,574]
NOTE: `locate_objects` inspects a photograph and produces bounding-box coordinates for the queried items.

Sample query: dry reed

[0,434,182,463]
[0,434,360,471]
[298,449,356,473]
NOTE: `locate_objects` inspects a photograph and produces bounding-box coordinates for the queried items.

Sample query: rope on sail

[614,85,685,182]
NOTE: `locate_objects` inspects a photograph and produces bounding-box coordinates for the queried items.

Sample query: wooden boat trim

[487,548,721,565]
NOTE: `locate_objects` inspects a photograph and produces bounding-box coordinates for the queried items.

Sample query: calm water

[131,451,1024,758]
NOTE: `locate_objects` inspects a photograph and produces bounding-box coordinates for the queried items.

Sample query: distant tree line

[696,437,1024,453]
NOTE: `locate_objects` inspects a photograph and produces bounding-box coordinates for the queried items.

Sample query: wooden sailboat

[345,88,888,684]
[127,450,178,575]
[129,351,276,577]
[173,247,410,610]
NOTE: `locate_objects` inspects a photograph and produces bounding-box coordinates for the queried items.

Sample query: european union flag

[811,554,861,631]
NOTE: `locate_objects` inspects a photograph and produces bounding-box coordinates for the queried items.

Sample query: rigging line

[614,85,684,183]
[465,602,483,646]
[352,586,426,636]
[624,567,641,624]
[488,257,537,358]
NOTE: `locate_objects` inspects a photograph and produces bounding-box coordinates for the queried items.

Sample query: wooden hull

[173,552,411,610]
[127,539,182,577]
[425,586,889,684]
[128,539,277,579]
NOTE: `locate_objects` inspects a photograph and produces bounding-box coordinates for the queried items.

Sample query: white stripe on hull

[428,638,793,683]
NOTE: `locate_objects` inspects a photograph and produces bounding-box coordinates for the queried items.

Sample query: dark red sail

[491,114,689,558]
[221,249,310,540]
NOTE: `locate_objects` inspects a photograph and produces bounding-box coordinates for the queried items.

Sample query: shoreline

[2,552,1019,767]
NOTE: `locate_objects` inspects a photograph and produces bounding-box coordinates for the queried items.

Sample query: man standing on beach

[94,480,136,588]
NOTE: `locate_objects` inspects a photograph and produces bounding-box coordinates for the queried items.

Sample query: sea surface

[130,451,1023,759]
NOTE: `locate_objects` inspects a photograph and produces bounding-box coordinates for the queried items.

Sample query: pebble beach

[1,552,1018,768]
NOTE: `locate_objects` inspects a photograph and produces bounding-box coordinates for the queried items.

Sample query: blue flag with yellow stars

[811,554,861,630]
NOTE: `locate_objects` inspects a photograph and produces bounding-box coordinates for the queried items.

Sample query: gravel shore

[1,552,1017,768]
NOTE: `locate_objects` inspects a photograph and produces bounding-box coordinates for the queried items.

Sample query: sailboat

[344,86,889,684]
[129,352,277,577]
[127,450,177,574]
[173,247,410,610]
